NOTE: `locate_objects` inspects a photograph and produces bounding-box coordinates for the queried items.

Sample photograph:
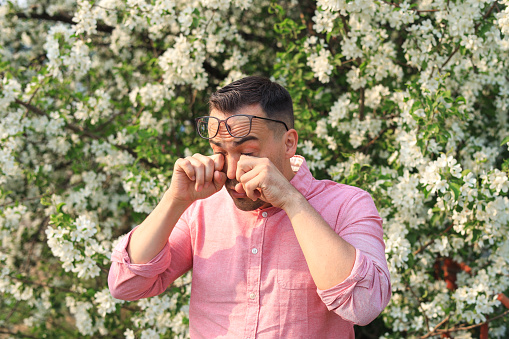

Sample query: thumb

[213,170,227,190]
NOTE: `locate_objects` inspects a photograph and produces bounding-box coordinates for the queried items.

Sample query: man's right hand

[128,153,226,264]
[167,153,227,204]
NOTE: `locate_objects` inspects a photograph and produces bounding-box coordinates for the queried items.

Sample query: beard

[225,179,268,211]
[231,197,267,211]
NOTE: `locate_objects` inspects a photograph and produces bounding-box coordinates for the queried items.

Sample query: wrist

[162,190,193,211]
[281,189,308,217]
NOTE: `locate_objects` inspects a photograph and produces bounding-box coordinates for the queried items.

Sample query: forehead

[209,104,266,119]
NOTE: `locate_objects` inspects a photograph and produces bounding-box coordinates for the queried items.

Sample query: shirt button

[251,248,258,254]
[262,212,268,217]
[249,293,256,299]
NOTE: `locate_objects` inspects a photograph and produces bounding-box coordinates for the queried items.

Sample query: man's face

[208,104,286,211]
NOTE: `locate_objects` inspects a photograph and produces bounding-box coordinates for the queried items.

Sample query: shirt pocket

[277,230,316,290]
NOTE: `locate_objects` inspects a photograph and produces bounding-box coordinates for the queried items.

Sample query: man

[108,76,391,338]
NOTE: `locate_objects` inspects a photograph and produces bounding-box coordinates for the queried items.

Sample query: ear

[282,129,298,159]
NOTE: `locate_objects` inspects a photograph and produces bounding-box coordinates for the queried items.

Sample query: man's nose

[224,155,238,180]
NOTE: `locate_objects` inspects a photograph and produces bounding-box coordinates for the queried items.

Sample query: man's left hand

[234,155,300,209]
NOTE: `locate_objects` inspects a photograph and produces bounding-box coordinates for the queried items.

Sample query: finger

[236,155,259,182]
[175,158,196,181]
[238,169,262,200]
[208,153,224,189]
[213,170,227,190]
[237,165,264,201]
[212,153,225,172]
[187,157,205,192]
[234,182,246,194]
[242,178,262,201]
[193,154,215,189]
[238,167,260,186]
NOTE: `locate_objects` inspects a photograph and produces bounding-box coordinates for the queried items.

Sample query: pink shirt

[108,156,391,338]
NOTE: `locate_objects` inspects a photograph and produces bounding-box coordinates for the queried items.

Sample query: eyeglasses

[195,114,289,140]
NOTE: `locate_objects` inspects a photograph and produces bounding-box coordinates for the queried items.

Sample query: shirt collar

[289,155,313,199]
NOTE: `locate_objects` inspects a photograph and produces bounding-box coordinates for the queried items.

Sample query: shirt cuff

[316,248,374,309]
[111,227,171,278]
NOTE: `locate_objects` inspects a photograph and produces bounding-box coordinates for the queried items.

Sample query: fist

[168,153,227,204]
[234,156,298,209]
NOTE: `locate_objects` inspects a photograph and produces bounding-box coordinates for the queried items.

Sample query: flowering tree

[1,0,509,338]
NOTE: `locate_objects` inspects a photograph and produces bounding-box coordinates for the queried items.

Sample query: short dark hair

[208,76,294,130]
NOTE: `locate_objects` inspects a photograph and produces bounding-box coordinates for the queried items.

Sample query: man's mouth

[226,186,248,199]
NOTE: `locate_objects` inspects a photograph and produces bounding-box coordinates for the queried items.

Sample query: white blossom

[307,48,333,83]
[94,288,124,317]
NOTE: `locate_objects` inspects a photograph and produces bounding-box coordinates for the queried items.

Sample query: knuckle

[176,158,189,167]
[205,157,214,167]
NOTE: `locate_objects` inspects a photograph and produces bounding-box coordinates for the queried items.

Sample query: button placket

[243,211,267,338]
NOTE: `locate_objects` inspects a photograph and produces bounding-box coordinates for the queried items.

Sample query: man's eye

[241,153,253,156]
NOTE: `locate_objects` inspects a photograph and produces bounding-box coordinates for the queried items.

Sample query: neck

[282,159,297,181]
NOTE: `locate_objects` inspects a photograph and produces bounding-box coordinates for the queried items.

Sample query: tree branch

[0,329,39,339]
[438,2,497,73]
[380,1,440,13]
[413,223,454,256]
[341,15,350,35]
[14,10,232,82]
[9,276,74,294]
[359,87,365,121]
[360,124,396,152]
[420,310,509,338]
[14,99,157,168]
[238,31,282,51]
[21,216,49,273]
[14,11,114,33]
[406,282,431,332]
[0,194,45,207]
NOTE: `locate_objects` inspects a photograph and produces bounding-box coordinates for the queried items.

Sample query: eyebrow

[209,135,260,148]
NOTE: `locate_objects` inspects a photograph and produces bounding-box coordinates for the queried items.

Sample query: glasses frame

[195,114,289,140]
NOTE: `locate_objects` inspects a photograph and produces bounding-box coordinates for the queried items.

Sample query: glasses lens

[197,117,220,139]
[226,115,251,137]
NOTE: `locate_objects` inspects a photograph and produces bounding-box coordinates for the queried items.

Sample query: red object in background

[434,257,472,291]
[497,293,509,309]
[480,323,489,339]
[479,294,509,339]
[433,258,509,338]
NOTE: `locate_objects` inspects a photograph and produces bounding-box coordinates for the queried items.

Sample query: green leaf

[450,182,460,200]
[56,202,66,213]
[461,169,471,177]
[455,96,466,104]
[407,253,415,267]
[410,100,421,113]
[423,186,431,199]
[472,229,482,242]
[407,232,417,246]
[500,136,509,146]
[359,61,367,72]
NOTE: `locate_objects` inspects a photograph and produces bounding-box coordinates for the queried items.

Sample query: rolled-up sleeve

[108,217,193,301]
[317,190,391,326]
